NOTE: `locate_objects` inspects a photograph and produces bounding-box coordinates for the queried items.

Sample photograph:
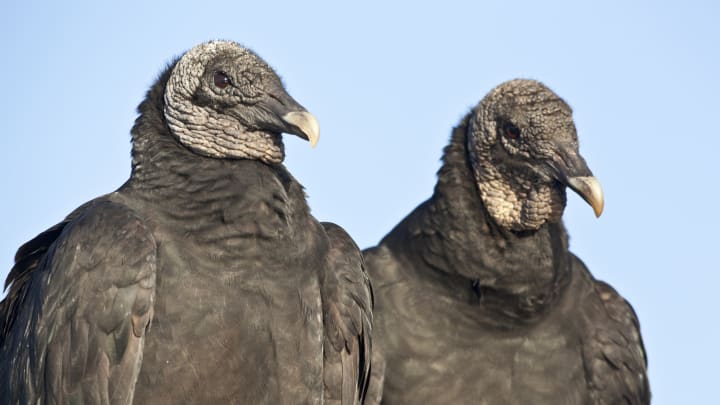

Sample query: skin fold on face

[467,79,603,231]
[163,40,319,165]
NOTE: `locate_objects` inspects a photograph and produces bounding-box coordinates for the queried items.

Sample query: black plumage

[0,40,372,405]
[365,79,648,404]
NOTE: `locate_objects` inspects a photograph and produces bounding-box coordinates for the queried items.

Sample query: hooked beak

[281,111,320,148]
[261,83,320,148]
[547,145,604,217]
[566,176,604,217]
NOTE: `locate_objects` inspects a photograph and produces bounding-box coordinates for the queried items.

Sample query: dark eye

[504,123,521,140]
[213,71,231,89]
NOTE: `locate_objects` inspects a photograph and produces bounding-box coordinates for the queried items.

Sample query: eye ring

[504,123,521,140]
[213,71,231,89]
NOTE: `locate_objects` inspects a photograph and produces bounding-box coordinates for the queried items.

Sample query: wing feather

[575,256,650,405]
[0,199,157,405]
[321,222,373,405]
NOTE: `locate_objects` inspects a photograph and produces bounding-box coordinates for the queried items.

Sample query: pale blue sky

[1,1,717,403]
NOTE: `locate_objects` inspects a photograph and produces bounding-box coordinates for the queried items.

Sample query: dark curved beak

[547,145,604,217]
[262,84,320,148]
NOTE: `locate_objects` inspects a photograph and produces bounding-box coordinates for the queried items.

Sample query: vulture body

[365,80,648,404]
[0,41,371,405]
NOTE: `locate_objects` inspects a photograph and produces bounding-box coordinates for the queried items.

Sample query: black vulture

[0,40,372,405]
[364,79,648,404]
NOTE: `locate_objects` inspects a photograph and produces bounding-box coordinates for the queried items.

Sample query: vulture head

[163,40,319,164]
[467,79,603,231]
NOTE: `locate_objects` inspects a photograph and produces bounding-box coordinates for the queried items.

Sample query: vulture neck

[126,72,229,198]
[387,115,571,315]
[123,69,302,224]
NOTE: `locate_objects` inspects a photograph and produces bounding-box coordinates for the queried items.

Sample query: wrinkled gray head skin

[468,79,603,231]
[164,40,319,164]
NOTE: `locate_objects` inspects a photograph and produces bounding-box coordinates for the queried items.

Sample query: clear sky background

[1,1,717,403]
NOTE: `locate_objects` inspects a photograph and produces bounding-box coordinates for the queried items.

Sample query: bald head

[163,40,319,164]
[467,79,603,230]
